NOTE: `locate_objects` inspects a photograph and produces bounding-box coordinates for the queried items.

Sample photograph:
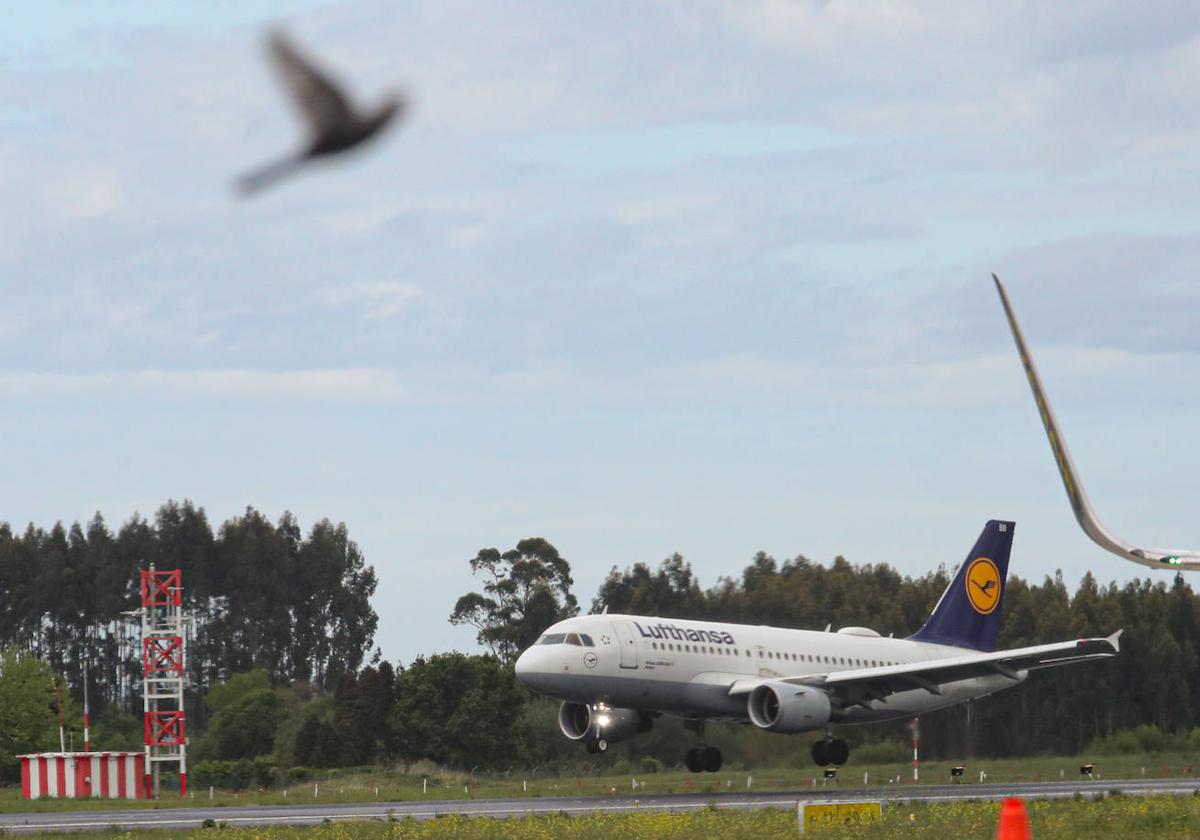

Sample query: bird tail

[235,154,304,196]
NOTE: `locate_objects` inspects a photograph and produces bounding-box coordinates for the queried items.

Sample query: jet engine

[746,682,832,734]
[558,702,650,744]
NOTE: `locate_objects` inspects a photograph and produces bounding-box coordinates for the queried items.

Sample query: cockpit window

[564,633,582,646]
[537,633,566,645]
[580,634,595,647]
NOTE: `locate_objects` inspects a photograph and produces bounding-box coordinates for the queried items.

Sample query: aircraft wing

[994,274,1200,571]
[727,631,1121,704]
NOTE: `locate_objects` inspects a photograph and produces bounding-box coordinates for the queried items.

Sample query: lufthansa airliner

[515,521,1120,771]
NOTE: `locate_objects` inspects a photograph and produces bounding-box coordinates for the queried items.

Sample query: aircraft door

[612,622,639,669]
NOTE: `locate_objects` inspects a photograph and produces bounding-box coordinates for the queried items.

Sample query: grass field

[7,797,1200,839]
[2,750,1199,813]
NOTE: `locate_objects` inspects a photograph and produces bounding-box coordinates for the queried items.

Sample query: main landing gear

[685,745,723,773]
[811,737,849,767]
[586,737,609,754]
[683,718,723,773]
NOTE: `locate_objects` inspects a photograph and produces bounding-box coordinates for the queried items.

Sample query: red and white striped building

[20,752,147,800]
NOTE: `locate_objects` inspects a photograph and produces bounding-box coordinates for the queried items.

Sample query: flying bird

[236,31,406,195]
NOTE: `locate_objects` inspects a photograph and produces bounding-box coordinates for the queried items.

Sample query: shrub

[853,739,911,764]
[640,756,664,774]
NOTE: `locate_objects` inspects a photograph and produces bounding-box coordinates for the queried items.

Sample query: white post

[423,778,428,795]
[314,783,318,798]
[746,775,752,789]
[863,772,868,785]
[911,717,920,782]
[209,786,214,800]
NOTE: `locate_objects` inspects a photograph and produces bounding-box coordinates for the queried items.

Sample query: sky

[4,1,1200,665]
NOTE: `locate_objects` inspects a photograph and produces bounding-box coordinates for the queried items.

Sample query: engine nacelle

[746,682,832,734]
[558,702,649,743]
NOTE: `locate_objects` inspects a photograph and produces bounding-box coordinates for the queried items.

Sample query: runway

[1,777,1197,833]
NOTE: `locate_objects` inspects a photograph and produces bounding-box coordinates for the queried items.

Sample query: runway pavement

[1,777,1197,833]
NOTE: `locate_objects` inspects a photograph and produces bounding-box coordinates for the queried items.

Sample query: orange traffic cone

[995,797,1031,840]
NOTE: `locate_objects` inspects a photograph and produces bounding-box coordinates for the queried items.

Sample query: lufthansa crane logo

[965,557,1001,615]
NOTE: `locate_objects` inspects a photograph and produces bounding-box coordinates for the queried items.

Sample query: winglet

[993,274,1200,571]
[1107,629,1123,653]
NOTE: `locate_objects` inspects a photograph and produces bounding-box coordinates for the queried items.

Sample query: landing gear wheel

[596,738,609,753]
[701,746,723,772]
[586,739,600,755]
[828,739,849,766]
[685,747,703,773]
[811,740,830,767]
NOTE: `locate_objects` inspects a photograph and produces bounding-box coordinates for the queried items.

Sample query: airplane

[993,274,1200,570]
[515,520,1120,771]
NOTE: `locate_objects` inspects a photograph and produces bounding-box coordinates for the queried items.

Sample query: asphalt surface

[1,777,1197,833]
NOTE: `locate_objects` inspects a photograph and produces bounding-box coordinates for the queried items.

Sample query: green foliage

[0,500,378,730]
[639,756,664,774]
[196,670,285,761]
[206,669,273,712]
[592,552,1200,759]
[450,538,578,664]
[190,758,278,789]
[1089,725,1200,756]
[0,647,76,783]
[852,739,912,764]
[90,705,142,752]
[391,653,526,769]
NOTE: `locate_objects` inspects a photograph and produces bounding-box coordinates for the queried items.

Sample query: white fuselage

[515,613,1021,725]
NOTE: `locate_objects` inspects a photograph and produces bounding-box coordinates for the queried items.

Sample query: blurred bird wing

[268,32,355,136]
[993,274,1200,571]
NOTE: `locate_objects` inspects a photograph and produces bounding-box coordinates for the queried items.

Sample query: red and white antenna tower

[140,565,188,798]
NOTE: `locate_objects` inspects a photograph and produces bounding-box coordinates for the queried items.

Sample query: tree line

[0,500,378,726]
[590,550,1199,758]
[4,518,1200,779]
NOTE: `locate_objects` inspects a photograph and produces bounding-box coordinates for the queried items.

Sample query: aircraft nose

[515,647,532,679]
[514,645,554,692]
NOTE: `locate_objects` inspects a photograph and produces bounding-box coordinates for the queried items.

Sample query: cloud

[319,281,423,320]
[39,169,126,221]
[0,368,407,402]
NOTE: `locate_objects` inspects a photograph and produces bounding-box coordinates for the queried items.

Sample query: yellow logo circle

[965,557,1001,615]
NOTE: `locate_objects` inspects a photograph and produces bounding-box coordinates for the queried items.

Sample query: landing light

[596,713,611,728]
[1163,556,1185,566]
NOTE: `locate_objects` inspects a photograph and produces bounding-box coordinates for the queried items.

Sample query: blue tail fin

[907,520,1014,652]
